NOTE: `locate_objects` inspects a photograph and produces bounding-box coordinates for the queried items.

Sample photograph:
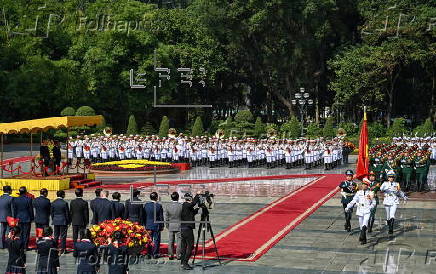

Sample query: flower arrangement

[90,218,151,249]
[90,160,176,172]
[92,160,171,167]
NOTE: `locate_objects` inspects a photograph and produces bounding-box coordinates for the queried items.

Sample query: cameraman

[180,191,200,270]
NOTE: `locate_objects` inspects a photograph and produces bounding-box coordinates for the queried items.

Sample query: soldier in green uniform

[399,152,414,191]
[367,171,380,233]
[382,154,399,182]
[370,151,384,181]
[338,170,358,232]
[414,151,428,191]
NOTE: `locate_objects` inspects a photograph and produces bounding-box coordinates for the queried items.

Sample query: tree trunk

[284,76,295,117]
[270,88,293,117]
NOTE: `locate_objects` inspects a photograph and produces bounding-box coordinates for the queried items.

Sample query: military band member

[370,151,384,181]
[338,170,358,232]
[399,152,413,191]
[380,170,408,235]
[413,151,428,191]
[345,179,376,244]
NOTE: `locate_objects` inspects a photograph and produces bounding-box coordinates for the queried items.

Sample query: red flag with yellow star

[356,107,369,179]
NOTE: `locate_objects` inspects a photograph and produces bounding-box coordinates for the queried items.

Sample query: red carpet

[1,156,34,167]
[195,174,343,261]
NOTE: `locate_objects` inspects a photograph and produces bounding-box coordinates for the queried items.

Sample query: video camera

[198,191,214,209]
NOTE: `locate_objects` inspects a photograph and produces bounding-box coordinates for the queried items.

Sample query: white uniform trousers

[384,204,398,220]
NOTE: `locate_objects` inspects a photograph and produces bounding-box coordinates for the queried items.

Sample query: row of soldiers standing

[68,134,348,170]
[370,143,433,191]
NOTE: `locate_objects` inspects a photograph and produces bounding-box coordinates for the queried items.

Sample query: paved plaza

[1,146,436,273]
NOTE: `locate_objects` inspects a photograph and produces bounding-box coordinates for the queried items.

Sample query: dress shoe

[182,264,193,270]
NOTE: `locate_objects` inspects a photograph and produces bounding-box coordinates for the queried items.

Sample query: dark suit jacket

[40,145,50,160]
[144,202,164,231]
[51,198,70,226]
[111,201,125,219]
[94,198,113,224]
[32,196,51,225]
[70,198,89,226]
[180,195,200,230]
[124,198,143,224]
[90,197,101,225]
[73,240,99,273]
[53,146,61,165]
[0,194,13,222]
[12,195,34,223]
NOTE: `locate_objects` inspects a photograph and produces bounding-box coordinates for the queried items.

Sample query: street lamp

[292,88,313,136]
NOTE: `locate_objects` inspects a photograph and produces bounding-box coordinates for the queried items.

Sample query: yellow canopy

[0,116,104,134]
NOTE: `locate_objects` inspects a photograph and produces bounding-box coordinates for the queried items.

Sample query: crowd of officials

[0,186,203,273]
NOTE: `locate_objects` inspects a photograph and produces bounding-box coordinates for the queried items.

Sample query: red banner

[356,109,369,179]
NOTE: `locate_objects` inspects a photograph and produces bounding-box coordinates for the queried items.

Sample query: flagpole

[363,106,367,121]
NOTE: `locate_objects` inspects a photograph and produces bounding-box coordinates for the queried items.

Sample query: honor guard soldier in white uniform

[338,170,358,232]
[380,170,408,235]
[345,179,376,244]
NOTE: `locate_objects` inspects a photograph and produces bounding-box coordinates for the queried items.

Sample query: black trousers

[72,225,86,243]
[180,228,194,266]
[18,222,31,249]
[0,222,8,249]
[54,225,68,249]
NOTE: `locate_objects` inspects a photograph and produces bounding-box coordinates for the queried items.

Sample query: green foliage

[281,116,301,138]
[192,117,204,136]
[338,122,358,136]
[253,117,266,138]
[76,106,96,116]
[266,123,278,137]
[126,115,138,135]
[323,117,335,138]
[141,122,155,135]
[414,118,434,136]
[387,118,408,137]
[234,110,254,123]
[306,122,323,138]
[60,107,76,117]
[0,0,433,130]
[368,122,385,138]
[158,116,170,138]
[220,116,234,137]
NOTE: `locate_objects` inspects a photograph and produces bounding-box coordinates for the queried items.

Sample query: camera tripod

[192,206,221,269]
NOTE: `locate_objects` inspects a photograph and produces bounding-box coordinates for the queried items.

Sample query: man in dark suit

[144,192,164,259]
[51,190,70,252]
[53,140,62,170]
[12,186,34,249]
[90,188,102,225]
[180,192,200,270]
[94,190,113,223]
[124,189,143,224]
[0,186,13,249]
[70,188,89,242]
[32,188,51,229]
[40,140,50,176]
[111,192,124,219]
